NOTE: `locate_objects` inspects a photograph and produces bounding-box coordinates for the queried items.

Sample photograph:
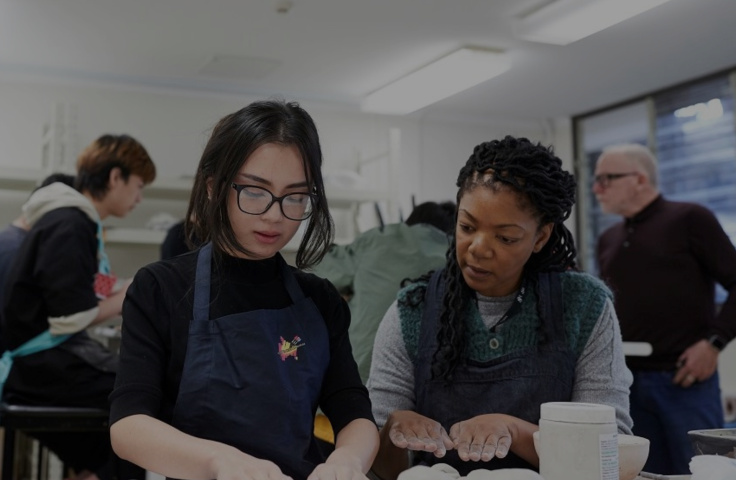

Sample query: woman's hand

[309,418,377,480]
[210,447,292,480]
[449,414,519,462]
[309,457,366,480]
[386,410,453,458]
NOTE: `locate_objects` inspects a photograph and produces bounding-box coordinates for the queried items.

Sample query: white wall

[0,77,562,276]
[552,116,576,239]
[417,116,555,202]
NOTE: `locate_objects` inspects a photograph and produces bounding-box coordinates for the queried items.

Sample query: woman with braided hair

[368,136,633,479]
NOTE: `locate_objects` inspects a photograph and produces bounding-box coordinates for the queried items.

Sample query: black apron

[171,243,330,480]
[57,331,118,373]
[414,270,576,474]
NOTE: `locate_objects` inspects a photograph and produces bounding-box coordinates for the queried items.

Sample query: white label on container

[599,433,618,480]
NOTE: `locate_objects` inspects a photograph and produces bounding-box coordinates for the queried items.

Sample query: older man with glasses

[592,143,736,475]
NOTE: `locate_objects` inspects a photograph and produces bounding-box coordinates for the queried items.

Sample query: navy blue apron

[414,270,576,474]
[171,243,330,480]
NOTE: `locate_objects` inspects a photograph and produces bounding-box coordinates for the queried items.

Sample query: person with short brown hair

[2,134,156,480]
[75,134,156,200]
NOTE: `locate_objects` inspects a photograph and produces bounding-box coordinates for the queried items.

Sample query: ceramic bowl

[533,431,649,480]
[688,428,736,458]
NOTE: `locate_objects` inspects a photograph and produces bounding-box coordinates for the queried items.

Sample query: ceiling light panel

[361,47,511,115]
[515,0,674,46]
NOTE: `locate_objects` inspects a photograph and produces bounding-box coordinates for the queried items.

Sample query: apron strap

[192,245,303,322]
[548,271,563,336]
[278,255,306,303]
[0,330,72,401]
[96,221,111,275]
[415,269,445,371]
[193,242,213,323]
[536,271,564,341]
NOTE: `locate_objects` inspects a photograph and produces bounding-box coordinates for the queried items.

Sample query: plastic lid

[540,402,616,424]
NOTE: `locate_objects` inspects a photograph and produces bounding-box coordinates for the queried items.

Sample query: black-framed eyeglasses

[592,172,638,188]
[231,183,316,221]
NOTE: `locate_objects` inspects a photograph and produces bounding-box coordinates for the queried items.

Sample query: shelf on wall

[324,186,389,208]
[105,228,167,245]
[139,181,387,205]
[145,177,195,200]
[0,167,195,201]
[0,167,387,207]
[0,166,45,191]
[0,168,388,251]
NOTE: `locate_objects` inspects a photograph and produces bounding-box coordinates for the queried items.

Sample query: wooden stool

[0,403,109,480]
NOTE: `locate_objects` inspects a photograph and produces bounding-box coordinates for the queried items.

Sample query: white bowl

[688,428,736,457]
[533,431,649,480]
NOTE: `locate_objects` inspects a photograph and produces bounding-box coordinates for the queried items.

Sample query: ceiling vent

[198,55,281,79]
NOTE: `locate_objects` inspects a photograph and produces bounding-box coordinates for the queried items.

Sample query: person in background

[310,200,455,384]
[593,144,736,475]
[369,136,633,480]
[1,134,156,480]
[160,219,188,259]
[0,173,75,350]
[160,217,201,260]
[109,99,379,480]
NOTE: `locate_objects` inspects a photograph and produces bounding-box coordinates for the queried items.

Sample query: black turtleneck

[597,195,736,370]
[110,247,374,434]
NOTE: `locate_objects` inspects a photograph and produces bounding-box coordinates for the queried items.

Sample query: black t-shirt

[2,207,112,406]
[110,248,374,436]
[0,224,28,352]
[3,207,98,348]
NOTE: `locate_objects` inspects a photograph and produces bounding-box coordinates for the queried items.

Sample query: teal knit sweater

[397,271,612,362]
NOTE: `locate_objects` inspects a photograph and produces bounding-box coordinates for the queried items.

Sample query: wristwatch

[707,334,728,352]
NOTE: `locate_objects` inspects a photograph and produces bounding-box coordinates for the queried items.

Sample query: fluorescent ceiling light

[361,47,511,115]
[515,0,675,46]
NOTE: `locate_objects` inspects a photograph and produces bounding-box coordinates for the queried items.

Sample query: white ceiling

[1,0,735,122]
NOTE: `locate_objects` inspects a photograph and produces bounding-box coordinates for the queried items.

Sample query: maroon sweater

[597,196,736,370]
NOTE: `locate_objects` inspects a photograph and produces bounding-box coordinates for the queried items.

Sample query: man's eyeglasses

[592,172,638,188]
[231,183,316,221]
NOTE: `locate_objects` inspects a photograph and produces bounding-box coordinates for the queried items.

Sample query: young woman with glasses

[109,99,379,480]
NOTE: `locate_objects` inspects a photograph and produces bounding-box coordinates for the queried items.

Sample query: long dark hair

[432,135,577,380]
[186,99,334,268]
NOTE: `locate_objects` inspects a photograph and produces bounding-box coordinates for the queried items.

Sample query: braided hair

[432,135,577,380]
